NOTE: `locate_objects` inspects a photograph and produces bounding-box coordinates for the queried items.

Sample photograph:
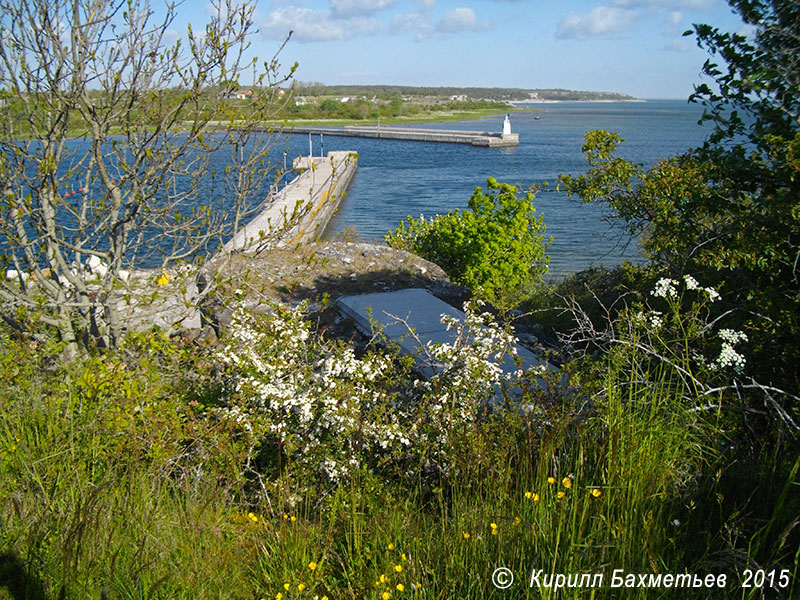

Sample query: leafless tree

[0,0,296,358]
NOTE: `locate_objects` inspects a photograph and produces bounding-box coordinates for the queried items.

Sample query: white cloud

[392,10,430,32]
[261,6,383,42]
[330,0,397,18]
[612,0,715,9]
[663,37,692,51]
[556,6,641,40]
[666,11,683,25]
[435,7,490,34]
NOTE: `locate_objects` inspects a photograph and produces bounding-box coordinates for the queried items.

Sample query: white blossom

[652,277,678,298]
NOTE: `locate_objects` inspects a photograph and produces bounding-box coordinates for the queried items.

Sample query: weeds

[1,279,797,599]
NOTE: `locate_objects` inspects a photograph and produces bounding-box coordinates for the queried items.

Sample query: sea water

[8,100,709,275]
[292,99,711,278]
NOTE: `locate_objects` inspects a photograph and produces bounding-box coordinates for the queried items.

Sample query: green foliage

[386,178,550,307]
[1,290,799,598]
[560,1,800,399]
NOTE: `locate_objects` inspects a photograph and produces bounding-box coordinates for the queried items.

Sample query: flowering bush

[214,300,533,490]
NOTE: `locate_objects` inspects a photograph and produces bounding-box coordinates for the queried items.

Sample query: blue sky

[184,0,748,99]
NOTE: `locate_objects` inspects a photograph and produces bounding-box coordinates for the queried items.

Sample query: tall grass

[1,296,797,599]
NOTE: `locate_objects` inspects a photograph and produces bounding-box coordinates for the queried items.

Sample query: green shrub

[386,177,550,308]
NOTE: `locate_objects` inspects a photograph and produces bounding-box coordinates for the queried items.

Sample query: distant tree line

[290,84,637,102]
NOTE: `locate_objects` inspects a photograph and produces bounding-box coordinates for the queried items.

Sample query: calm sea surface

[17,100,709,274]
[284,99,711,278]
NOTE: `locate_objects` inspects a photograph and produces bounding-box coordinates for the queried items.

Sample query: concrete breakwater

[222,150,358,254]
[285,125,519,147]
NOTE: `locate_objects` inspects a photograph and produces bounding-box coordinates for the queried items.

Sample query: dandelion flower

[562,477,572,489]
[308,561,317,571]
[276,594,282,600]
[557,491,565,499]
[388,543,395,550]
[547,477,556,485]
[297,583,306,592]
[382,592,391,600]
[394,565,403,573]
[463,532,470,539]
[283,584,290,591]
[290,515,297,522]
[591,489,602,498]
[396,583,405,592]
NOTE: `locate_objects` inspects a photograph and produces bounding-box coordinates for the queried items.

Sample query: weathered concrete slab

[336,288,560,394]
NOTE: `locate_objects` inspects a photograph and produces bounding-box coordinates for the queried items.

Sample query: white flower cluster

[428,302,521,399]
[652,277,678,298]
[710,328,748,373]
[651,275,721,303]
[215,307,408,484]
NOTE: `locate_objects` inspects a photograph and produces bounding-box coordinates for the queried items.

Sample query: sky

[181,0,749,99]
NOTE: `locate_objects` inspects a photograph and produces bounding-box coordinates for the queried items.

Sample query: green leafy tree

[386,178,550,307]
[560,0,800,410]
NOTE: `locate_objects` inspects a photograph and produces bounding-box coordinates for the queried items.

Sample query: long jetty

[222,150,358,254]
[286,124,519,147]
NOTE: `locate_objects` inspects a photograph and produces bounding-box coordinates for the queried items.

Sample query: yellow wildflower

[308,561,317,571]
[524,491,532,499]
[562,477,572,489]
[557,491,565,499]
[396,583,405,592]
[463,532,470,539]
[401,553,407,561]
[382,592,391,600]
[283,583,290,591]
[532,493,540,502]
[547,477,556,485]
[388,543,395,550]
[394,565,403,573]
[276,594,282,600]
[297,583,305,592]
[155,272,170,286]
[591,488,602,498]
[380,574,389,583]
[290,515,297,522]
